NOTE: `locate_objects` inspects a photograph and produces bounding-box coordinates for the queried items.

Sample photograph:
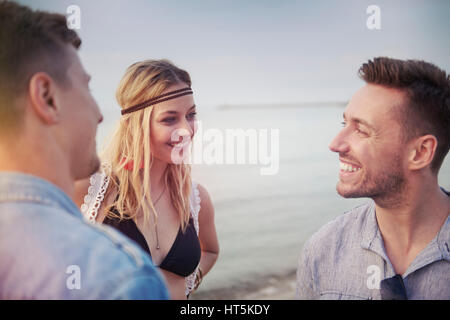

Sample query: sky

[18,0,450,113]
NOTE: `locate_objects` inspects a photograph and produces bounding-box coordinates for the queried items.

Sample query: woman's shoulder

[75,163,114,222]
[73,177,92,208]
[196,183,211,203]
[190,181,214,217]
[190,180,210,200]
[190,181,209,207]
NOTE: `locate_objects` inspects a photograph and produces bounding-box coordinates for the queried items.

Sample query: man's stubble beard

[337,153,407,208]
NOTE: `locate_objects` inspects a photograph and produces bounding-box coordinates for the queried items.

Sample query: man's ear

[407,135,437,171]
[28,72,61,124]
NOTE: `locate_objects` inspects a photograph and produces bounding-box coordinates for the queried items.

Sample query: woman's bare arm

[196,184,220,278]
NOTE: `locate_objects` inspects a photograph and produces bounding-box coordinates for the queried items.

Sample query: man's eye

[341,121,347,127]
[356,128,367,136]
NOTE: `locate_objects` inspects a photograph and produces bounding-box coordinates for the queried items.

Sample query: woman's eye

[162,117,176,123]
[187,112,197,120]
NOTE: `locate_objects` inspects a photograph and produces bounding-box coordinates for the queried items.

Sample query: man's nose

[329,129,350,154]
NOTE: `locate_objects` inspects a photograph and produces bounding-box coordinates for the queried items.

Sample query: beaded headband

[121,87,193,115]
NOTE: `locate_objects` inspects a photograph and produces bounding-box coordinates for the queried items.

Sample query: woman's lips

[167,139,191,148]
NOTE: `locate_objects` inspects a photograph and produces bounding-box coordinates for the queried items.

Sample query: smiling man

[296,57,450,300]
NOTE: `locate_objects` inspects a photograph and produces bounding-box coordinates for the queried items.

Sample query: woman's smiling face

[150,83,197,164]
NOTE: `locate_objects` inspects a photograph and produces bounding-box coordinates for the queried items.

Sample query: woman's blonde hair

[101,59,192,231]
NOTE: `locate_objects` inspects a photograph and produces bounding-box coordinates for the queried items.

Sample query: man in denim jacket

[0,1,168,299]
[297,57,449,299]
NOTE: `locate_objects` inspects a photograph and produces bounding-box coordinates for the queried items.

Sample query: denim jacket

[296,199,450,300]
[0,172,169,299]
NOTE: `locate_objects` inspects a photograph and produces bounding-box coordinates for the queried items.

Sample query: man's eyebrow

[160,105,196,115]
[343,112,375,130]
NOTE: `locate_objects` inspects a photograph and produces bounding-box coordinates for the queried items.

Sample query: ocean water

[98,104,450,298]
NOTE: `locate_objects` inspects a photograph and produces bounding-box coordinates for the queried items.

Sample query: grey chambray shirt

[296,199,450,300]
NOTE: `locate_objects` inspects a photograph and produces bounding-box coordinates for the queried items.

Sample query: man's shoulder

[54,206,153,270]
[303,201,374,253]
[0,202,168,299]
[1,201,146,267]
[55,215,168,299]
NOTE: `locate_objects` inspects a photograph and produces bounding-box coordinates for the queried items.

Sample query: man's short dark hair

[358,57,450,172]
[0,0,81,129]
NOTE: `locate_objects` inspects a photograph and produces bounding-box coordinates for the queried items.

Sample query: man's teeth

[339,162,361,172]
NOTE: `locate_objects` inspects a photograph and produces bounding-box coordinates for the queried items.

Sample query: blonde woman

[73,60,219,299]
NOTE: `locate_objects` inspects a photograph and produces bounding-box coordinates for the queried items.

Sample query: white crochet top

[80,163,201,296]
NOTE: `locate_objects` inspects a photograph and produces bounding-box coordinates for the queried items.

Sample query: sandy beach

[190,270,297,300]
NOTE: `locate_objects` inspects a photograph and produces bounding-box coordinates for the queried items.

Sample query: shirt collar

[360,200,391,261]
[0,171,82,219]
[360,193,450,276]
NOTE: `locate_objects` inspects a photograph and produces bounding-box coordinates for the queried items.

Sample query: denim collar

[360,195,450,277]
[0,171,82,219]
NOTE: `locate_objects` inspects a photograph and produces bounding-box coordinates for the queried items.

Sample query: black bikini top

[103,210,201,277]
